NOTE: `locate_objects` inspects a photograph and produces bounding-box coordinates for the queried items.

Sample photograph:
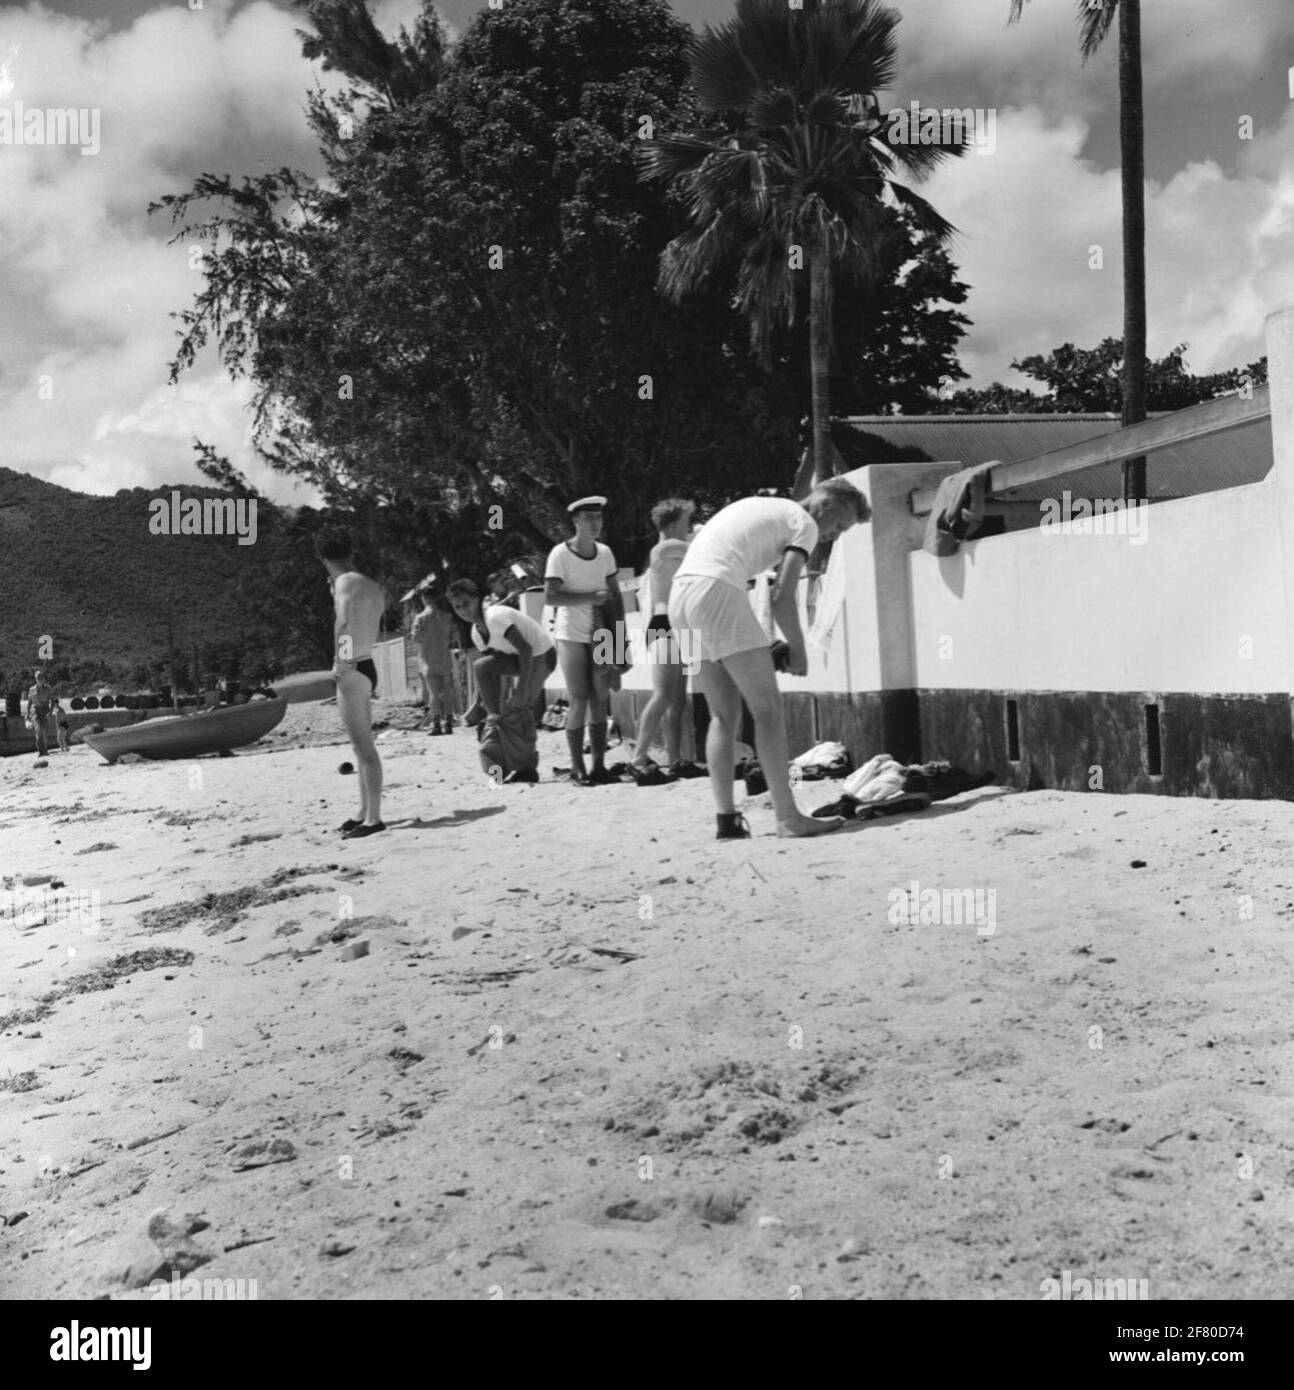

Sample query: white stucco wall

[909,481,1288,693]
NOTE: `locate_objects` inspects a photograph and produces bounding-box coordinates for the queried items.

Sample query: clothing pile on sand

[811,754,997,821]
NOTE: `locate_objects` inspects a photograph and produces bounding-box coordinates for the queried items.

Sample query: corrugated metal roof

[834,413,1273,500]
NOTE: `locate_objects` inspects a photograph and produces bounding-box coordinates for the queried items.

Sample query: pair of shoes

[630,762,670,787]
[586,766,617,786]
[716,811,751,840]
[339,817,363,832]
[668,760,707,779]
[343,821,386,839]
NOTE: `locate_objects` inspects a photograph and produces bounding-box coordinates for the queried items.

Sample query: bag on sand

[478,707,539,779]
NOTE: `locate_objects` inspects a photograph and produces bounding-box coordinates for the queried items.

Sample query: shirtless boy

[316,527,387,838]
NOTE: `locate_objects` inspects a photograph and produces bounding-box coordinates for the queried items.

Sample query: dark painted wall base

[590,684,1294,801]
[919,689,1294,800]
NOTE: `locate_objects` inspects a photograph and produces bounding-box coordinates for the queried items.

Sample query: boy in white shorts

[669,479,871,838]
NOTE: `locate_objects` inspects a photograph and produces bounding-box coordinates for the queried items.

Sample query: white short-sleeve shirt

[471,604,555,657]
[674,497,818,591]
[544,541,617,643]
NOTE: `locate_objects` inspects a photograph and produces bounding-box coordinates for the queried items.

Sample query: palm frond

[884,182,959,243]
[637,133,730,185]
[805,0,901,100]
[1077,0,1119,62]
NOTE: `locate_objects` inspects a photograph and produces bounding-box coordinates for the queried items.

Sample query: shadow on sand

[397,805,509,830]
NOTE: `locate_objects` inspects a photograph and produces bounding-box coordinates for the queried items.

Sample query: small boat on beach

[82,697,288,764]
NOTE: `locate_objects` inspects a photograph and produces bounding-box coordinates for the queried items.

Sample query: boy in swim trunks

[631,497,701,782]
[668,479,871,838]
[316,527,387,838]
[25,670,54,760]
[411,587,457,734]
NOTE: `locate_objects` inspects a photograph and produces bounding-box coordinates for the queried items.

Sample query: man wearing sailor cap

[544,496,623,784]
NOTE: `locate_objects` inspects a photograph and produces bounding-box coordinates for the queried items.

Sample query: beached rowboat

[82,697,287,764]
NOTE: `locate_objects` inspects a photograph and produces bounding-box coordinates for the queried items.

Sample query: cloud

[0,0,333,501]
[920,100,1294,388]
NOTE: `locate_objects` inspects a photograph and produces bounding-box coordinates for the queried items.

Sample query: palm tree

[640,0,963,485]
[1010,0,1146,500]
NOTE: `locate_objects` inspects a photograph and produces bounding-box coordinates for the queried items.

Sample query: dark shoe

[570,771,593,787]
[504,769,539,784]
[716,812,751,840]
[343,821,387,839]
[630,762,670,787]
[339,818,363,832]
[463,704,487,728]
[668,760,707,779]
[587,766,617,786]
[430,722,443,736]
[744,764,767,796]
[813,795,860,820]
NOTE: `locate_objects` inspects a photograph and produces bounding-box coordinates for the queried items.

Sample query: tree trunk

[809,248,832,485]
[1119,0,1147,502]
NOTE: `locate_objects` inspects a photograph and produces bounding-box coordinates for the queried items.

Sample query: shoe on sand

[343,821,386,839]
[716,812,751,840]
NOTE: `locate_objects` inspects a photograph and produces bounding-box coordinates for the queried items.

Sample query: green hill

[0,467,334,697]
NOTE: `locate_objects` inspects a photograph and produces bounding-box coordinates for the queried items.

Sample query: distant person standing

[544,496,623,785]
[669,480,871,838]
[631,498,703,783]
[410,588,457,735]
[25,670,54,760]
[316,527,387,838]
[55,699,70,752]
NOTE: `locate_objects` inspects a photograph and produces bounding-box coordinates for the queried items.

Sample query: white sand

[2,697,1292,1299]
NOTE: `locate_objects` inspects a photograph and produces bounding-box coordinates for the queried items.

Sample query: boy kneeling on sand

[668,479,871,839]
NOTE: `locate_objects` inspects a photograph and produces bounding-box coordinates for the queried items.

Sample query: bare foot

[776,813,844,838]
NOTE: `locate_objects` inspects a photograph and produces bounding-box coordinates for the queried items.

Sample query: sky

[0,0,1291,501]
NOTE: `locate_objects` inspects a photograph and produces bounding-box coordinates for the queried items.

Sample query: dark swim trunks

[645,614,672,640]
[336,659,378,694]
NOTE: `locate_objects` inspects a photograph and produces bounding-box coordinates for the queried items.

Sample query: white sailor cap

[567,495,607,513]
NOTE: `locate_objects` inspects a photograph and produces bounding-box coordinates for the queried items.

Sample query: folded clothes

[842,754,909,802]
[791,740,853,780]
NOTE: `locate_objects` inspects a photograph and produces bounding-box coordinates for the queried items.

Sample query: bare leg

[557,641,592,777]
[337,669,383,825]
[697,659,740,814]
[474,655,511,716]
[662,655,687,766]
[633,637,673,766]
[718,646,841,837]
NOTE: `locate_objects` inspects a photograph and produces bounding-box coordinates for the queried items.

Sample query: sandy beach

[2,694,1292,1301]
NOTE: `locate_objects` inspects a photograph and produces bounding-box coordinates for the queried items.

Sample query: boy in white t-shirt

[446,578,557,717]
[544,496,623,785]
[669,479,871,838]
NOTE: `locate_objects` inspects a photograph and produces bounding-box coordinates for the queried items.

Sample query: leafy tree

[938,340,1268,413]
[641,0,964,483]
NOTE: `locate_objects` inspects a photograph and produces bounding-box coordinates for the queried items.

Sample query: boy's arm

[544,576,603,609]
[770,548,809,674]
[501,624,536,706]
